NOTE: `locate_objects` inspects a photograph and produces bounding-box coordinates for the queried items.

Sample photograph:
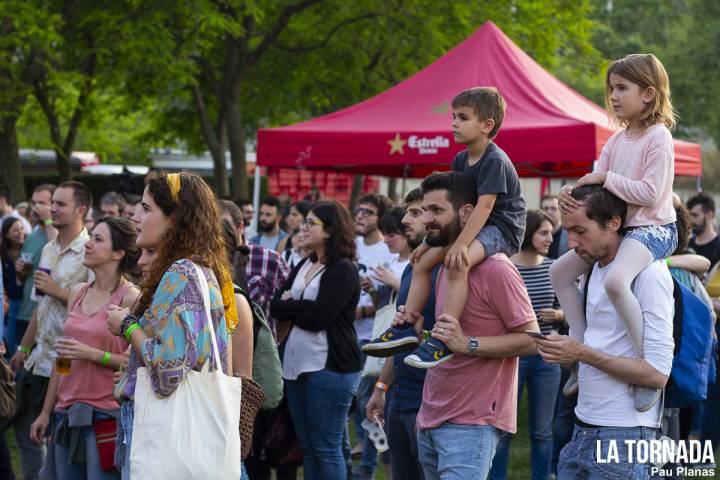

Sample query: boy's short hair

[451,87,506,139]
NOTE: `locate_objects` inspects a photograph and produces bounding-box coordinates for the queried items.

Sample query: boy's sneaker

[634,386,662,412]
[562,364,579,397]
[361,325,419,358]
[403,337,453,369]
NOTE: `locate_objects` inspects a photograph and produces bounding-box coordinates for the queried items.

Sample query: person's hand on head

[575,172,607,189]
[558,185,580,215]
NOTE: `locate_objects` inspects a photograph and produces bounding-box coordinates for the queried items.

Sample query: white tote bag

[130,263,242,479]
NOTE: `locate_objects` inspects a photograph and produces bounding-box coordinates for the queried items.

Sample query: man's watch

[468,336,479,353]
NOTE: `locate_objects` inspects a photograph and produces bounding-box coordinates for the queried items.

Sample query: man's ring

[439,328,444,335]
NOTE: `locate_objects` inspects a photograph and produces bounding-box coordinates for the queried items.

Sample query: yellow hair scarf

[166,173,181,202]
[165,172,239,332]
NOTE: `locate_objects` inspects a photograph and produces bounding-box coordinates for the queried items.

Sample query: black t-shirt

[451,143,526,252]
[689,235,720,268]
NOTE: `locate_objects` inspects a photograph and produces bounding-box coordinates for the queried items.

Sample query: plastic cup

[35,267,51,296]
[55,336,73,375]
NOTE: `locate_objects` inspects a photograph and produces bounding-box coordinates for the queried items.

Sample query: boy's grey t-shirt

[451,142,526,252]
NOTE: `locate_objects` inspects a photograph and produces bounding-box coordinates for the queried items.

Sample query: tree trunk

[192,83,229,197]
[225,85,247,200]
[349,174,365,211]
[0,118,25,201]
[387,177,397,202]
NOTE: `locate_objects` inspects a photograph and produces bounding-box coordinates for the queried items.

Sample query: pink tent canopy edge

[257,21,701,178]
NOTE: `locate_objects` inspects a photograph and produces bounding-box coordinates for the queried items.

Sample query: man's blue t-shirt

[390,264,440,411]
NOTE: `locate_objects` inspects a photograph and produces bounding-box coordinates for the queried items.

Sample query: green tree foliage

[138,0,602,198]
[0,0,61,199]
[6,0,719,197]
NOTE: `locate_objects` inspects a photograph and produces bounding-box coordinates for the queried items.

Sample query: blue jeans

[357,375,392,476]
[387,408,423,480]
[352,340,370,449]
[117,402,133,480]
[490,354,561,480]
[286,368,359,480]
[50,413,120,480]
[14,370,47,480]
[558,424,657,479]
[3,298,22,353]
[417,423,500,480]
[551,366,577,475]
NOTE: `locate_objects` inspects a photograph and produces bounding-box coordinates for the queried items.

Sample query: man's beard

[258,220,275,233]
[692,219,707,235]
[356,223,377,237]
[407,231,424,249]
[425,218,462,248]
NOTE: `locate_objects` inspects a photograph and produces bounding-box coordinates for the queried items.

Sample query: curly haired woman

[106,172,237,479]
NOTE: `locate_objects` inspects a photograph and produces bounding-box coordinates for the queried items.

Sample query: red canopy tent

[257,21,701,179]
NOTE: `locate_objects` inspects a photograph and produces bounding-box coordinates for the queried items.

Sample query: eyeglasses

[354,207,378,217]
[301,218,324,228]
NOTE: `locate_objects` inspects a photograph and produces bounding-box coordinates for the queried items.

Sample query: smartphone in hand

[525,330,547,340]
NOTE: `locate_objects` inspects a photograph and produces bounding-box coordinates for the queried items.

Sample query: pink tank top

[55,281,131,411]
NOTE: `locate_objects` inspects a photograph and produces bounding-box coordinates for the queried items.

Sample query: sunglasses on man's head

[355,207,378,217]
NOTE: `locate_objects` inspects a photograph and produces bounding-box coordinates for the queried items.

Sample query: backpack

[235,287,284,410]
[584,265,716,408]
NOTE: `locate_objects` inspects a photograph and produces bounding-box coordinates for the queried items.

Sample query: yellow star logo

[387,133,406,155]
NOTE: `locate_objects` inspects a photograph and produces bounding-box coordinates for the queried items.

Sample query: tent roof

[257,21,701,178]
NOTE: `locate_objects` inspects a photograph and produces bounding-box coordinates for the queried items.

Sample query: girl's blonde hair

[605,54,676,131]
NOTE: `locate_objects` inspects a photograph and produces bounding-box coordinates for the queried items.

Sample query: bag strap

[192,263,223,374]
[582,263,596,317]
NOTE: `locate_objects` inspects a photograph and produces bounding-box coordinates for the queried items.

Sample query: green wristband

[124,323,141,342]
[101,351,111,366]
[43,218,53,226]
[18,345,30,354]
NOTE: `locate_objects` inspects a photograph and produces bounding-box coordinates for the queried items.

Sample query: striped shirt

[514,257,559,335]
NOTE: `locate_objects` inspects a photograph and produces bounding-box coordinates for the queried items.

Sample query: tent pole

[401,164,408,199]
[252,163,261,232]
[697,176,702,192]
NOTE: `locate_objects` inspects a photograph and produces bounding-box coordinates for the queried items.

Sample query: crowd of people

[0,51,717,480]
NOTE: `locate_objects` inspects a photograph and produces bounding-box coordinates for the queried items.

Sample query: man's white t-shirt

[575,260,675,428]
[355,237,397,341]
